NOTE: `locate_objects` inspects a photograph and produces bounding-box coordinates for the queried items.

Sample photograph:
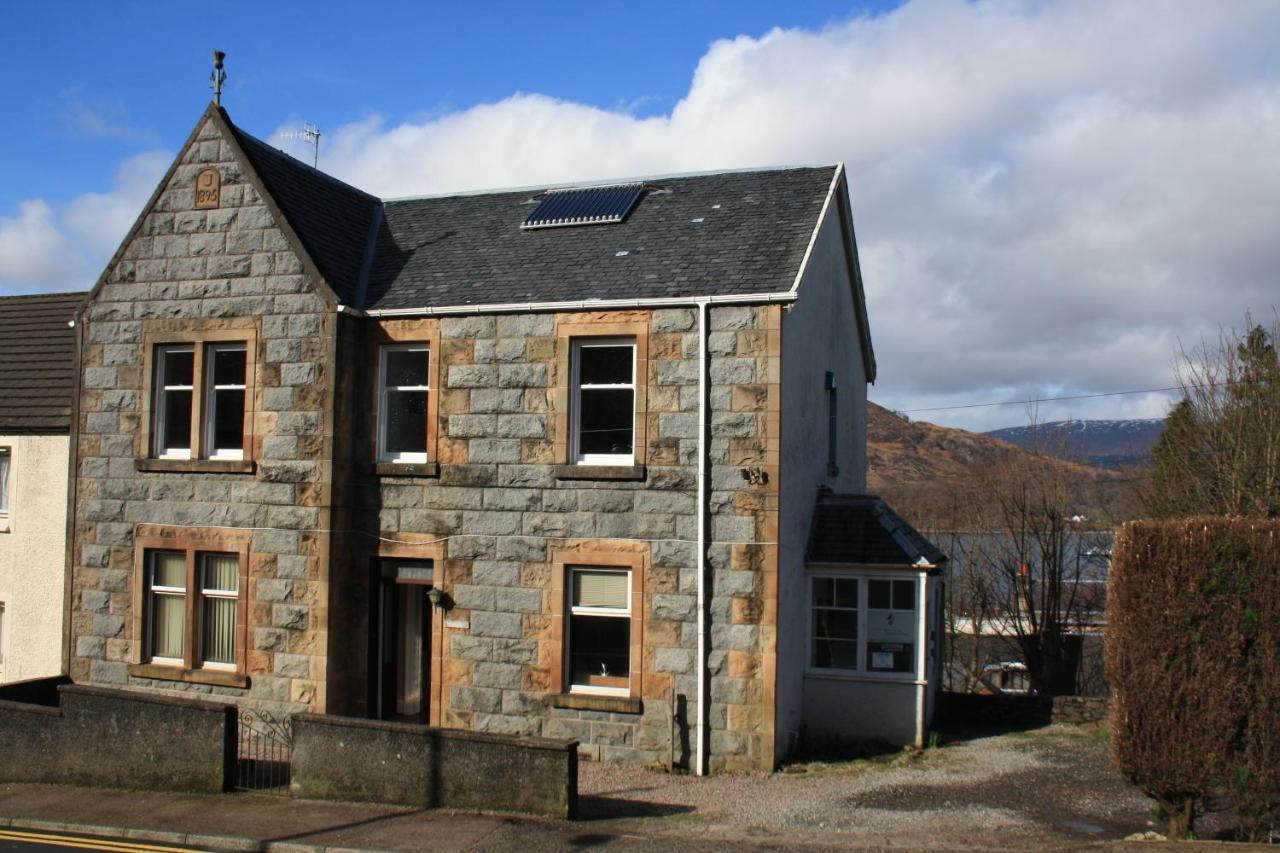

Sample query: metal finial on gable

[211,50,227,106]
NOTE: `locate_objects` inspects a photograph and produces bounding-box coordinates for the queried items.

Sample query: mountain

[865,402,1142,527]
[983,419,1165,469]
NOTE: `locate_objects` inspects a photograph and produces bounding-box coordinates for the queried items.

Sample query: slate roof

[224,117,838,312]
[0,292,83,434]
[807,494,948,567]
[366,167,838,310]
[230,123,380,306]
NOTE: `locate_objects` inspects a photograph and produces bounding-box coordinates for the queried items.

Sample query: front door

[374,561,433,722]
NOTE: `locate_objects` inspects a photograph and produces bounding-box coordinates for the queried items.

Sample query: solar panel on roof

[521,183,644,229]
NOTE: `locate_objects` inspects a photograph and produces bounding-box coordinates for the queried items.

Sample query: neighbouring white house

[0,292,82,683]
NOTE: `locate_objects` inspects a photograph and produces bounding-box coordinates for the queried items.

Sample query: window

[567,566,631,694]
[810,575,919,677]
[204,345,247,459]
[378,344,431,463]
[0,447,10,519]
[0,600,6,676]
[143,324,256,465]
[144,550,241,670]
[571,338,636,465]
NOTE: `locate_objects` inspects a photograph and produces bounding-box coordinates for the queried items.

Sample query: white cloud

[11,0,1280,432]
[266,0,1280,430]
[0,150,170,295]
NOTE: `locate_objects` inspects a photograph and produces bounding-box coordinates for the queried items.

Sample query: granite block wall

[69,112,335,714]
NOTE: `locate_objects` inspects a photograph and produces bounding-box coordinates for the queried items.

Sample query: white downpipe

[915,574,929,747]
[695,297,710,776]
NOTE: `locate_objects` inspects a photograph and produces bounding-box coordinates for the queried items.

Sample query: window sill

[135,458,256,475]
[370,462,440,478]
[553,464,646,482]
[552,693,643,714]
[128,662,250,689]
[804,669,924,686]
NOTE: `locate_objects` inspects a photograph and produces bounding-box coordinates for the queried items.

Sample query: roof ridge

[381,163,838,204]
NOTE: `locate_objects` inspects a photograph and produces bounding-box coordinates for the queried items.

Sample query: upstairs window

[150,339,249,461]
[0,447,10,520]
[571,339,635,465]
[378,344,431,463]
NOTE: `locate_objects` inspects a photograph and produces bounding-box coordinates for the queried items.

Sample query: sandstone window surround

[552,315,648,482]
[807,573,920,681]
[368,320,441,477]
[135,320,259,474]
[548,540,647,714]
[128,524,251,688]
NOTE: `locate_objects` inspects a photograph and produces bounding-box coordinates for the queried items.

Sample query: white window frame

[566,565,632,696]
[203,343,247,461]
[198,553,239,671]
[146,551,187,667]
[0,447,10,526]
[806,572,921,682]
[153,345,195,460]
[377,343,431,464]
[571,337,636,466]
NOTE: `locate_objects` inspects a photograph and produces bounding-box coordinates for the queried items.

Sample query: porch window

[571,339,635,465]
[0,447,10,520]
[567,566,631,694]
[809,575,919,678]
[378,344,431,463]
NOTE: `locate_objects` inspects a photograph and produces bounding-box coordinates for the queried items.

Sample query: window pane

[153,552,186,589]
[203,554,239,592]
[835,578,859,608]
[212,348,245,386]
[569,614,630,684]
[813,638,858,669]
[202,596,236,665]
[868,579,891,610]
[578,345,632,385]
[579,388,633,455]
[163,390,192,450]
[385,390,428,454]
[212,389,244,451]
[573,570,628,609]
[0,451,9,512]
[385,348,429,387]
[152,593,185,659]
[163,349,194,386]
[814,608,857,641]
[811,577,833,607]
[893,580,916,610]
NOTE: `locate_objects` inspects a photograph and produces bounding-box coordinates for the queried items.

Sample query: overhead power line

[897,385,1186,415]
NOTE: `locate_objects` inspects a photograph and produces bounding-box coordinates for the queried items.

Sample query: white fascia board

[353,290,797,319]
[788,162,844,296]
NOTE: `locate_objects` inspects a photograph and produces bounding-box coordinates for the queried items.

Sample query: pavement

[0,783,700,852]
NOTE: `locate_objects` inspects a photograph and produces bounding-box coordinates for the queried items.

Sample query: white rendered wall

[0,434,69,682]
[776,200,870,758]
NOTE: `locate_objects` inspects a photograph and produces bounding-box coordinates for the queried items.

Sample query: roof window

[522,183,643,230]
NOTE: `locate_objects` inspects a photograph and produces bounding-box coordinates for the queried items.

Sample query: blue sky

[2,1,1277,431]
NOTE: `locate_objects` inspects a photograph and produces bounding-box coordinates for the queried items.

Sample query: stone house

[0,292,80,682]
[67,101,943,773]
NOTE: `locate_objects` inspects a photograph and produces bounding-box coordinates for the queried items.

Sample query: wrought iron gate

[236,709,291,794]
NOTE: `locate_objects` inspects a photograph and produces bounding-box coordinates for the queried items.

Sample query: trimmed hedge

[1108,518,1280,840]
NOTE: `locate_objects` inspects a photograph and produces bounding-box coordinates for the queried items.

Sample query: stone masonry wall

[70,113,335,714]
[351,304,781,771]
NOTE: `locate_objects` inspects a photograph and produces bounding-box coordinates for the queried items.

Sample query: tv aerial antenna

[281,123,322,169]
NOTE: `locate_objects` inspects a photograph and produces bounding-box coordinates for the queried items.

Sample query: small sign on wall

[195,168,221,209]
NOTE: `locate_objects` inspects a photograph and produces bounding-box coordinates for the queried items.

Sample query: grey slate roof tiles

[225,116,837,312]
[230,124,381,306]
[0,291,83,434]
[807,494,948,567]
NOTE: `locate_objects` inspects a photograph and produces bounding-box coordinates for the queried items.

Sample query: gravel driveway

[576,725,1186,849]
